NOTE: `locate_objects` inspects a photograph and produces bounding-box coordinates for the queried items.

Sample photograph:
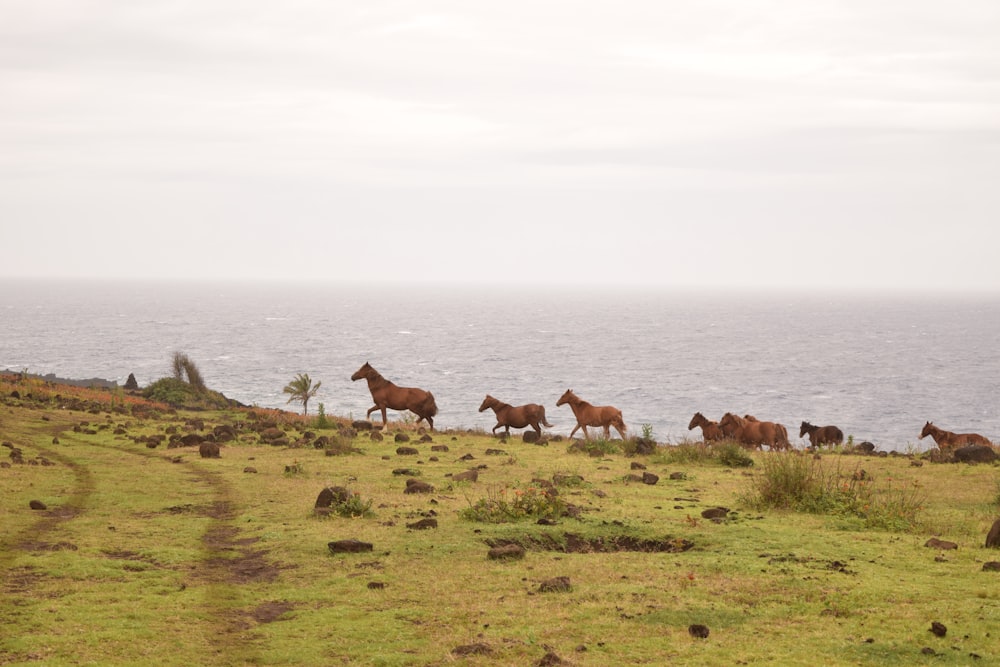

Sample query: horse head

[688,412,704,430]
[919,421,934,439]
[556,389,577,407]
[799,421,814,438]
[350,361,374,382]
[478,395,497,412]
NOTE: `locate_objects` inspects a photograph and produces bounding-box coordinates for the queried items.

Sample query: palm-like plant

[283,373,322,415]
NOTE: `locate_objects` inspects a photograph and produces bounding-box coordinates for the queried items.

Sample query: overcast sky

[2,1,999,292]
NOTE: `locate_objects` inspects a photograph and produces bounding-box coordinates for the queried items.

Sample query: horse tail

[540,406,553,428]
[777,424,789,448]
[418,391,438,418]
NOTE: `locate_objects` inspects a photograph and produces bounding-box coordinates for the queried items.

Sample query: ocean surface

[2,279,999,451]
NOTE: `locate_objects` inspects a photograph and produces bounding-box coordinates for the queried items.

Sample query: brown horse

[719,412,789,450]
[478,395,553,437]
[799,421,844,448]
[688,412,724,442]
[919,421,991,450]
[350,362,438,431]
[556,389,627,440]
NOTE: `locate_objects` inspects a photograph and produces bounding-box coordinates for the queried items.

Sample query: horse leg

[603,425,611,440]
[532,421,542,437]
[568,424,581,439]
[379,406,389,433]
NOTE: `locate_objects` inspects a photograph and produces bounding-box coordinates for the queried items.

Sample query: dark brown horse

[350,362,438,431]
[919,421,991,450]
[478,395,553,437]
[719,412,789,450]
[799,421,844,448]
[688,412,724,442]
[556,389,626,440]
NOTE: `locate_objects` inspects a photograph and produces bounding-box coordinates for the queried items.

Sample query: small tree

[283,373,321,415]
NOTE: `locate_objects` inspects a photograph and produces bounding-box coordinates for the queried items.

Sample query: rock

[124,373,139,390]
[430,444,449,452]
[452,469,478,483]
[642,472,659,485]
[403,479,434,494]
[198,442,220,458]
[925,537,958,550]
[688,624,710,639]
[488,544,525,560]
[522,430,540,444]
[954,445,998,463]
[392,468,421,477]
[418,434,433,443]
[394,433,410,443]
[396,446,419,456]
[630,462,647,470]
[369,431,383,442]
[352,420,373,431]
[537,651,568,666]
[315,486,352,508]
[857,441,876,454]
[538,576,572,593]
[669,471,687,480]
[634,437,657,455]
[982,562,1000,571]
[29,499,47,510]
[986,519,1000,548]
[367,581,386,590]
[701,507,729,520]
[328,539,373,554]
[929,621,947,637]
[406,518,438,530]
[243,467,257,474]
[259,427,284,442]
[485,448,507,456]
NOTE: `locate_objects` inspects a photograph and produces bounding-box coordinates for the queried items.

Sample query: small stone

[29,499,47,510]
[930,621,947,637]
[328,539,373,554]
[688,624,710,639]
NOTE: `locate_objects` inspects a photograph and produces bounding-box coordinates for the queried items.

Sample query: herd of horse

[350,362,994,450]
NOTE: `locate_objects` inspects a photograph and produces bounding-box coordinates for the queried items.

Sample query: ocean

[2,279,998,451]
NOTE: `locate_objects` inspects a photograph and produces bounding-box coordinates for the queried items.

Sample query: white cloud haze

[2,1,999,291]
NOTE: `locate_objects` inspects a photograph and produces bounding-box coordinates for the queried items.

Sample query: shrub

[461,484,567,523]
[739,453,924,531]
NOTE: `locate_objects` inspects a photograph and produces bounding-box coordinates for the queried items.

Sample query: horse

[688,412,724,442]
[556,389,627,440]
[478,394,553,437]
[799,421,844,448]
[350,362,438,432]
[919,421,991,450]
[719,412,789,450]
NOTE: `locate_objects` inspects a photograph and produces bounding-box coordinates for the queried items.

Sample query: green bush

[461,483,567,523]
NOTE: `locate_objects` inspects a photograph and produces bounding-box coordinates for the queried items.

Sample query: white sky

[2,1,999,291]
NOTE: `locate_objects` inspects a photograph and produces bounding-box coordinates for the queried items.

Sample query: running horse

[478,394,553,437]
[350,362,438,432]
[919,421,991,451]
[556,389,627,440]
[688,412,724,442]
[719,412,790,450]
[799,421,844,448]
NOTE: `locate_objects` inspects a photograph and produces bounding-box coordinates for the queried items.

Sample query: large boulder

[986,519,1000,548]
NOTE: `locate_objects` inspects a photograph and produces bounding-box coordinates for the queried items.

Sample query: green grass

[2,379,1000,665]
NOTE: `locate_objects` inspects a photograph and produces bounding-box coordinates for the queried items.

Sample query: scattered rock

[198,442,220,458]
[394,433,410,443]
[537,651,568,666]
[367,581,386,590]
[985,519,1000,548]
[669,471,687,480]
[538,576,572,593]
[630,461,647,470]
[243,466,258,474]
[633,438,657,455]
[369,431,383,442]
[29,499,47,510]
[929,621,947,637]
[642,472,659,485]
[857,442,876,454]
[701,507,729,520]
[523,431,540,444]
[688,624,710,639]
[396,446,419,455]
[925,538,958,550]
[392,468,421,477]
[406,518,438,530]
[485,448,507,456]
[982,562,1000,572]
[403,479,435,494]
[315,486,351,508]
[431,444,449,452]
[328,539,373,554]
[452,469,479,483]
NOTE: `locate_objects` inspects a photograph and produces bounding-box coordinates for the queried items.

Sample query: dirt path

[0,408,280,666]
